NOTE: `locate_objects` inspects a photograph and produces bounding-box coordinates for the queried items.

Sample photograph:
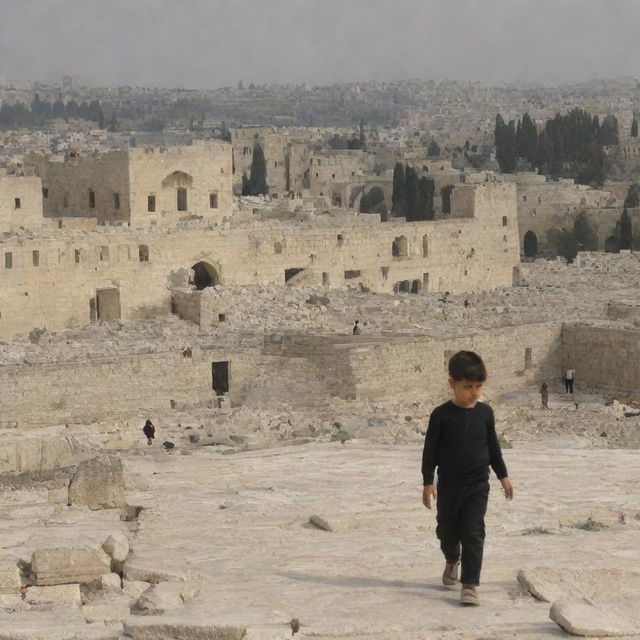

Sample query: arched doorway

[523,230,538,257]
[190,261,219,290]
[605,236,620,253]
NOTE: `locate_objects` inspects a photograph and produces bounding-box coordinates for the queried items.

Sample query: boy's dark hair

[448,350,487,382]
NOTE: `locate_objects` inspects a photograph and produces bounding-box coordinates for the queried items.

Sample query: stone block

[100,572,122,594]
[0,557,20,594]
[135,580,200,614]
[82,596,131,624]
[123,618,246,640]
[68,454,126,510]
[24,584,82,607]
[31,547,112,586]
[550,598,638,637]
[102,532,129,562]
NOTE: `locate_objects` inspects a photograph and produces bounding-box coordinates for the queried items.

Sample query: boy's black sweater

[422,400,508,486]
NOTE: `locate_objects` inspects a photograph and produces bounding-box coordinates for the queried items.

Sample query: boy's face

[449,378,484,408]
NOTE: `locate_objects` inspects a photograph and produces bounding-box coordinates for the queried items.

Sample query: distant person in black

[352,320,361,336]
[421,351,514,606]
[143,419,155,446]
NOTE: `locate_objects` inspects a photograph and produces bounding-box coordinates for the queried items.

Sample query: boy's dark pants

[436,478,489,586]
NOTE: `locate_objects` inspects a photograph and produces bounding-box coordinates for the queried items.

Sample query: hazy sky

[0,0,638,88]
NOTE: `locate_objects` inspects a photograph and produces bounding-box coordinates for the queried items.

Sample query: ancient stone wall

[26,150,131,224]
[261,322,562,403]
[127,140,232,228]
[0,352,212,427]
[0,181,519,340]
[0,176,45,233]
[562,324,640,394]
[25,141,233,229]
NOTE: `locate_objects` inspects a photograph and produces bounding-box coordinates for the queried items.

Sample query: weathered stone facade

[0,175,44,233]
[25,140,233,228]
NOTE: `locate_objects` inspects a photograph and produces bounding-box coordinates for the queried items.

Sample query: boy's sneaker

[460,585,479,606]
[442,562,459,587]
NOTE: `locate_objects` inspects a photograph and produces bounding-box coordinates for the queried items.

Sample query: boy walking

[422,351,513,605]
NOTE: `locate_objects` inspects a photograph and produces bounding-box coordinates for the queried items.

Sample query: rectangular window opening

[89,190,96,209]
[212,361,230,395]
[209,192,218,209]
[5,252,13,269]
[113,193,120,210]
[32,250,39,267]
[177,187,187,211]
[14,197,21,209]
[147,195,156,212]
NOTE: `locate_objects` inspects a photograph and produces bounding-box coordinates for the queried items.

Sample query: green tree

[418,176,435,220]
[405,166,419,221]
[427,140,440,157]
[573,212,598,252]
[620,208,633,250]
[391,162,407,216]
[547,228,579,262]
[623,183,640,208]
[632,115,638,138]
[246,142,268,195]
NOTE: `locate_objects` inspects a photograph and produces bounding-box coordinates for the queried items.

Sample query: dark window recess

[218,313,226,322]
[5,252,12,269]
[113,193,120,209]
[212,361,229,395]
[209,192,218,208]
[138,245,149,262]
[14,197,21,209]
[284,268,304,282]
[177,187,187,211]
[100,246,109,262]
[42,187,48,198]
[89,190,95,208]
[502,216,508,227]
[74,249,81,264]
[344,270,361,279]
[147,195,156,212]
[32,250,39,267]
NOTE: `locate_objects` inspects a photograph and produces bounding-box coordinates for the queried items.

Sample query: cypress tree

[405,166,419,221]
[521,113,538,165]
[427,140,440,157]
[247,142,268,195]
[624,183,640,208]
[418,176,435,220]
[573,212,598,252]
[391,162,407,216]
[632,115,639,138]
[620,209,633,250]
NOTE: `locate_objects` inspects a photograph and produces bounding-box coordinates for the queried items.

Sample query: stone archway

[523,230,538,257]
[190,261,220,290]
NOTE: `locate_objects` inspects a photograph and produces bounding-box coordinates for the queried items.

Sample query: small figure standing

[540,382,549,409]
[422,351,513,606]
[143,419,155,446]
[352,320,362,336]
[564,368,575,394]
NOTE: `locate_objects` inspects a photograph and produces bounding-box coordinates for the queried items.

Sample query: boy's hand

[500,477,514,500]
[422,484,437,509]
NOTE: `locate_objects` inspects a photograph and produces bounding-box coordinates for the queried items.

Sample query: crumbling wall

[0,176,44,233]
[345,323,562,402]
[563,324,640,394]
[0,352,212,427]
[128,140,232,228]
